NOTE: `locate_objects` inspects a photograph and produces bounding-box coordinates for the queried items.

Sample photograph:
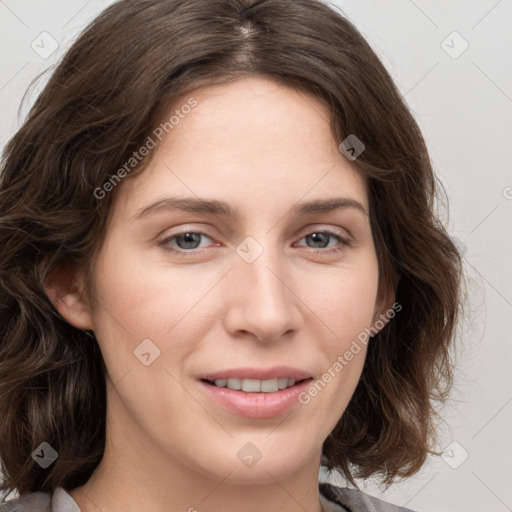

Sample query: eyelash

[158,229,351,256]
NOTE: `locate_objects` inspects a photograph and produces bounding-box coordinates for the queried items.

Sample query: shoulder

[0,491,51,512]
[0,487,79,512]
[2,484,414,512]
[319,482,417,512]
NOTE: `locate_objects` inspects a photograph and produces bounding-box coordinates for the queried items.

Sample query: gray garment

[0,487,78,512]
[319,483,416,512]
[0,482,416,512]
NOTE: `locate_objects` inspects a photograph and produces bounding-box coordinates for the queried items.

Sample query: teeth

[226,378,241,390]
[213,377,298,392]
[261,378,279,392]
[278,377,289,389]
[242,379,261,392]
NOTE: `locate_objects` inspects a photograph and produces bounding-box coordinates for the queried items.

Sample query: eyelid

[295,224,352,242]
[158,223,351,242]
[158,229,215,248]
[158,224,353,255]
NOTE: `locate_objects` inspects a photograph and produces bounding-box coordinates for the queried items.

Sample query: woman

[0,1,462,511]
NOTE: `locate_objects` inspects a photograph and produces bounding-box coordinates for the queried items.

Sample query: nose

[222,241,304,343]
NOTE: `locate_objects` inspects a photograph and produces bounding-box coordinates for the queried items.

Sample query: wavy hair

[0,0,463,497]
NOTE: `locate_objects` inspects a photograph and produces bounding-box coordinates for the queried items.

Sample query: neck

[68,389,325,512]
[70,454,325,512]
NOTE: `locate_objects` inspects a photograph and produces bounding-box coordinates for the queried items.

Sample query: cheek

[304,257,379,386]
[306,260,379,342]
[293,262,379,437]
[89,242,223,376]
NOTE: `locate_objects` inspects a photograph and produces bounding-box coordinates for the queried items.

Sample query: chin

[192,437,315,485]
[217,459,304,486]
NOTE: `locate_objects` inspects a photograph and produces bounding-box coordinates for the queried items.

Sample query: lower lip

[198,379,313,419]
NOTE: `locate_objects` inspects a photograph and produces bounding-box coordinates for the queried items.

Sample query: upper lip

[197,366,313,381]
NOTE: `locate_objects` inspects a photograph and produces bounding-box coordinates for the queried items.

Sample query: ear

[43,263,94,331]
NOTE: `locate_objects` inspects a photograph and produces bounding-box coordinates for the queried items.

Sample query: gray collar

[0,483,415,512]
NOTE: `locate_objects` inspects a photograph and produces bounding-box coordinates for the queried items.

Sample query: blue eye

[160,231,212,252]
[297,231,350,252]
[159,230,350,255]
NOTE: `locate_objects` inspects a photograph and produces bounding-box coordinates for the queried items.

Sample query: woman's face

[78,76,381,484]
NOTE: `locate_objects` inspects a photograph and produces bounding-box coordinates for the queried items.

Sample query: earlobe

[43,263,94,331]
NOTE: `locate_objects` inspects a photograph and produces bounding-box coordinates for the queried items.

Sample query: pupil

[179,232,200,249]
[309,233,327,248]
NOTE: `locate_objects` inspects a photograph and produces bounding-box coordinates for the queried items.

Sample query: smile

[196,366,314,418]
[206,377,299,393]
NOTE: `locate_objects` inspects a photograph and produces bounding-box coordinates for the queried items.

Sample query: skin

[46,76,391,512]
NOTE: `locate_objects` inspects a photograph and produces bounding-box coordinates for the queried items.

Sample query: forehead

[113,76,368,220]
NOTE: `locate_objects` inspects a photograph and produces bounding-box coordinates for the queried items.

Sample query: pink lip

[197,369,313,419]
[197,365,312,381]
[198,380,312,419]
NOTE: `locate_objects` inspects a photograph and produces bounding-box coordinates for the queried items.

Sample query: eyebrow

[131,196,368,220]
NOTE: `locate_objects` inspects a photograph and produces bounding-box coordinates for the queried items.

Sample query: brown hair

[0,0,463,498]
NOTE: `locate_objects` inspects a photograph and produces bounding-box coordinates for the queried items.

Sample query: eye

[159,231,213,253]
[295,230,350,254]
[158,229,351,255]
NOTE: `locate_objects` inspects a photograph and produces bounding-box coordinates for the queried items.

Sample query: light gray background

[1,1,511,511]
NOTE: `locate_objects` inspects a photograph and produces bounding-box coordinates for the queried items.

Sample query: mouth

[196,367,314,419]
[200,377,310,393]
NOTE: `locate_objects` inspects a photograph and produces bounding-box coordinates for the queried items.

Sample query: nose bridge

[237,237,291,312]
[225,234,302,340]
